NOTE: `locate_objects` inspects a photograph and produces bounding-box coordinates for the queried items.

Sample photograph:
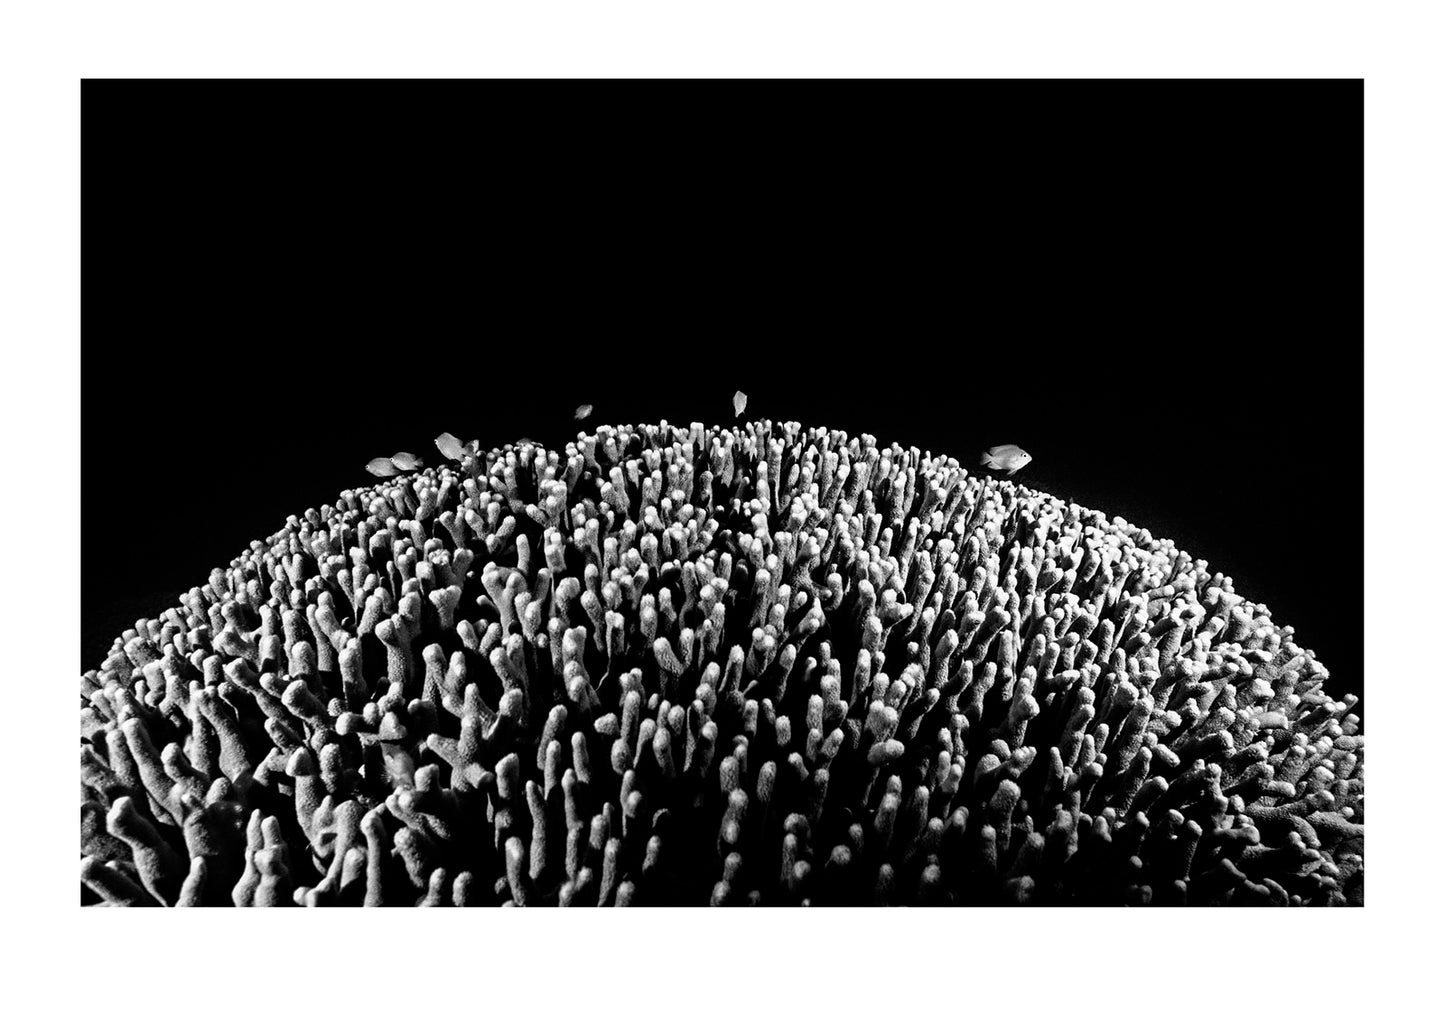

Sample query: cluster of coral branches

[81,421,1363,906]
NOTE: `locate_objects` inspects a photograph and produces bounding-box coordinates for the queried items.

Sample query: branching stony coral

[80,421,1363,906]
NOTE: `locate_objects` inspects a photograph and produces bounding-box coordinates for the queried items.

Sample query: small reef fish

[434,432,468,461]
[733,390,747,417]
[574,404,593,421]
[365,457,399,478]
[390,451,423,471]
[979,444,1032,476]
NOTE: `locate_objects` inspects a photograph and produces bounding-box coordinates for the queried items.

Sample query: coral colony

[81,421,1363,906]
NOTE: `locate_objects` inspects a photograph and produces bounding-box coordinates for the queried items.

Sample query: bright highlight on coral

[81,421,1362,906]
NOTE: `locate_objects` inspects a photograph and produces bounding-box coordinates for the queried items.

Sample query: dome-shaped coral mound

[80,421,1363,906]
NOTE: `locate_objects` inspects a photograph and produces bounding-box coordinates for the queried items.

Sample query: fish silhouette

[435,432,467,461]
[979,444,1032,476]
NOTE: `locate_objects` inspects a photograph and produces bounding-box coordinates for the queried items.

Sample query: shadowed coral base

[80,421,1363,906]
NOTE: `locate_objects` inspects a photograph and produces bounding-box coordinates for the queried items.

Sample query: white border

[4,3,1443,1019]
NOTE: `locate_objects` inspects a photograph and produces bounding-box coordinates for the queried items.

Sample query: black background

[82,81,1363,710]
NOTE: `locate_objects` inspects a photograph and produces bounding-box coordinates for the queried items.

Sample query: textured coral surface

[80,421,1363,906]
